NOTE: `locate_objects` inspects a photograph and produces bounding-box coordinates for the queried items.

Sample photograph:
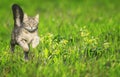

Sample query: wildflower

[47,33,53,38]
[80,27,90,37]
[103,42,110,49]
[60,39,68,45]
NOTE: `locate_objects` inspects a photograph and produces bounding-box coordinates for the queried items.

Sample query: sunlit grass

[0,0,120,77]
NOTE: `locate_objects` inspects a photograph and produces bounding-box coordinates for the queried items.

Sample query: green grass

[0,0,120,77]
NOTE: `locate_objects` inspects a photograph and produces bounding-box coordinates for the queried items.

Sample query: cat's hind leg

[10,40,16,53]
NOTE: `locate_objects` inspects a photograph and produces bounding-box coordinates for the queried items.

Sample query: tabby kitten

[10,4,40,60]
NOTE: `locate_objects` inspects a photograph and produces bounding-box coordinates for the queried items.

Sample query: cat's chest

[21,29,38,43]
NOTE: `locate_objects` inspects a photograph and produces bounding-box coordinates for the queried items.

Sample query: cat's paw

[32,36,40,48]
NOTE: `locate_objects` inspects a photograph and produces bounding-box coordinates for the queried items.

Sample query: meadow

[0,0,120,77]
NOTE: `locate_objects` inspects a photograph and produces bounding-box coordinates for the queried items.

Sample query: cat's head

[23,13,39,32]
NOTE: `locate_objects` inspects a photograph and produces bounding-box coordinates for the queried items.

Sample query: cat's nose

[30,27,33,30]
[31,27,34,30]
[32,27,35,30]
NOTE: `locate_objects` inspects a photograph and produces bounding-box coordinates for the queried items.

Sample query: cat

[10,4,40,61]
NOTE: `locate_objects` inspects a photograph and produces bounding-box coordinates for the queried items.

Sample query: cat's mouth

[24,27,38,32]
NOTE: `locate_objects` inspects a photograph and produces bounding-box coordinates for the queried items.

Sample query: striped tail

[12,4,24,27]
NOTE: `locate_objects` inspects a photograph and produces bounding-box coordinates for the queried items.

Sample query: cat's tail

[12,4,24,27]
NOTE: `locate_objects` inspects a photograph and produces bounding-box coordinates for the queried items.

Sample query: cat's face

[23,14,39,32]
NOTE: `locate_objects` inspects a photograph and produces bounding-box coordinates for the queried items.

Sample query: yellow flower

[80,30,90,37]
[103,42,110,49]
[60,39,68,45]
[47,33,53,38]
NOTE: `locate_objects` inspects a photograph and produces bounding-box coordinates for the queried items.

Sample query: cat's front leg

[32,36,40,48]
[17,38,29,60]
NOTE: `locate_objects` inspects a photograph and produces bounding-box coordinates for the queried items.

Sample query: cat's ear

[35,14,39,22]
[23,13,28,22]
